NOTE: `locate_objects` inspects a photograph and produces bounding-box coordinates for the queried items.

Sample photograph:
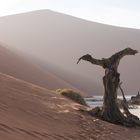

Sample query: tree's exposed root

[89,107,140,127]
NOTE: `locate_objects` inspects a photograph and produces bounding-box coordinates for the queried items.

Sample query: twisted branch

[77,48,138,70]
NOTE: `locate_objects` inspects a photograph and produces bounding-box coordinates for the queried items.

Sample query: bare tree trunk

[77,48,140,127]
[102,71,125,124]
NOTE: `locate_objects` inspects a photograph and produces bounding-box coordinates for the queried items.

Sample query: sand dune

[0,10,139,95]
[0,73,139,140]
[0,46,77,91]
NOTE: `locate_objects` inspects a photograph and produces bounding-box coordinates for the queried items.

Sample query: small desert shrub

[56,88,87,106]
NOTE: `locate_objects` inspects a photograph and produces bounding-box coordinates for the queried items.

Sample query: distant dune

[0,73,139,139]
[0,10,139,95]
[0,46,78,91]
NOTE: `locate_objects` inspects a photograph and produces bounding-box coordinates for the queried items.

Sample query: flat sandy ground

[0,73,139,140]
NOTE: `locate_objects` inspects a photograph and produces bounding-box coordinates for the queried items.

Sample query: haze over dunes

[0,73,139,140]
[0,46,77,91]
[0,10,139,95]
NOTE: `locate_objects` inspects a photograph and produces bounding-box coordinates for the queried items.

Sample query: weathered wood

[77,54,104,67]
[78,48,140,127]
[119,82,127,103]
[119,83,139,121]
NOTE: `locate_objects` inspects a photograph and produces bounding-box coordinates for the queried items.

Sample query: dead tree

[119,82,139,121]
[119,82,127,103]
[77,48,140,127]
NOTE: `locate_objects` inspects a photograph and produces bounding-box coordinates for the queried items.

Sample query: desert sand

[0,10,139,95]
[0,46,79,92]
[0,73,139,140]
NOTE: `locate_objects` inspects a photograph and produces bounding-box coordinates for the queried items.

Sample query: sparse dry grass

[56,88,87,106]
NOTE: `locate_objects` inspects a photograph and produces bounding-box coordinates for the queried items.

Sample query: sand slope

[0,46,78,91]
[0,10,139,95]
[0,73,139,140]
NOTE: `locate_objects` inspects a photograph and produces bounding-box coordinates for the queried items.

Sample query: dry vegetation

[56,88,87,106]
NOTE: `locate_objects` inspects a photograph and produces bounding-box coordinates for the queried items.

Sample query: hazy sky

[0,0,140,29]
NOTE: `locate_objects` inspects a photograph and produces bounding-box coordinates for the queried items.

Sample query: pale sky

[0,0,140,29]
